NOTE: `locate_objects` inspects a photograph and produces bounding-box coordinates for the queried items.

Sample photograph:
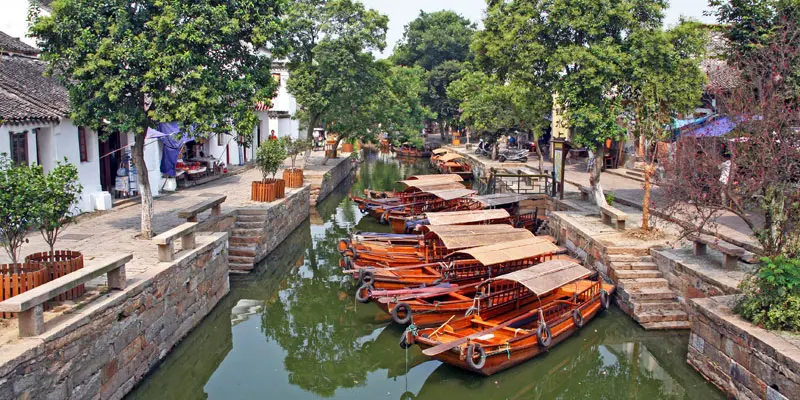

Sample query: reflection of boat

[350,236,563,299]
[409,260,615,376]
[230,299,266,326]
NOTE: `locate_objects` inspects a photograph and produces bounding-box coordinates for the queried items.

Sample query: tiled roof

[0,54,70,124]
[0,31,38,56]
[703,30,741,91]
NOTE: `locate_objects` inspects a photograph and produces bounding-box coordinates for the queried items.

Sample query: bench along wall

[0,233,229,400]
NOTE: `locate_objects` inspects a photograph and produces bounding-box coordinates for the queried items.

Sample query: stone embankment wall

[309,157,355,206]
[245,186,310,264]
[651,248,743,305]
[689,296,797,400]
[0,233,230,400]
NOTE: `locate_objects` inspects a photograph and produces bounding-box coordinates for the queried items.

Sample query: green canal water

[127,152,723,400]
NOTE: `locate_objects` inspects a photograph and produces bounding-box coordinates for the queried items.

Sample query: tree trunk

[590,146,606,207]
[323,136,342,166]
[641,163,654,231]
[133,135,154,239]
[305,113,319,141]
[536,141,544,172]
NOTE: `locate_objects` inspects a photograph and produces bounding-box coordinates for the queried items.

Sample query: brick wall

[0,233,230,400]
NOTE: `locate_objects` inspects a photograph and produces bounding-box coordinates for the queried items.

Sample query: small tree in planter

[253,137,288,202]
[0,155,43,274]
[29,160,83,283]
[283,138,312,188]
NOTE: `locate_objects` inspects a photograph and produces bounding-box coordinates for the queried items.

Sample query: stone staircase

[610,254,690,330]
[227,212,266,273]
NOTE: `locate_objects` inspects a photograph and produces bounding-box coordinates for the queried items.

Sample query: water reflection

[127,155,722,400]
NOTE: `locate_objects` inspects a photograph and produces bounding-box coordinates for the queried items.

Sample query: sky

[360,0,717,58]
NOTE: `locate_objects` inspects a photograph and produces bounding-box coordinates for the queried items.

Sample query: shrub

[604,191,616,205]
[256,138,288,181]
[735,256,800,331]
[285,137,312,170]
[0,155,44,271]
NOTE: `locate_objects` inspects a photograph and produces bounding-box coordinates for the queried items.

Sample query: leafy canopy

[0,155,45,268]
[257,138,288,181]
[36,160,82,254]
[391,10,477,71]
[375,62,434,145]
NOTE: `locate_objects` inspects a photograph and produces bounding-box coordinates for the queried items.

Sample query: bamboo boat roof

[426,225,534,249]
[400,181,466,192]
[488,260,592,295]
[451,237,560,265]
[426,188,476,201]
[475,193,537,207]
[431,148,450,155]
[404,174,463,182]
[424,209,510,226]
[438,153,463,162]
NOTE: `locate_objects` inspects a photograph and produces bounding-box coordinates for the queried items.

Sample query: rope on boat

[405,323,419,337]
[504,342,512,359]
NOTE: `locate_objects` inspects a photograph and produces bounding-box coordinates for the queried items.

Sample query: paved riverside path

[0,151,340,276]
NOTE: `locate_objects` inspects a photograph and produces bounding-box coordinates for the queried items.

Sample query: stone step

[237,214,268,223]
[230,236,261,246]
[228,255,255,264]
[228,246,256,257]
[615,269,663,280]
[619,278,669,291]
[229,262,254,272]
[610,261,659,271]
[641,320,691,330]
[238,208,269,215]
[606,247,651,256]
[235,221,264,229]
[633,301,685,314]
[634,309,689,324]
[624,287,676,301]
[608,254,655,263]
[232,228,262,236]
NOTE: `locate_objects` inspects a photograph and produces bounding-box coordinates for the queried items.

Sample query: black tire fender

[572,309,585,328]
[355,283,372,303]
[600,290,611,310]
[536,323,553,347]
[399,330,414,349]
[360,270,375,285]
[466,343,487,370]
[392,302,413,325]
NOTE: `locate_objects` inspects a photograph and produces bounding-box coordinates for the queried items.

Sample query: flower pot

[25,251,85,300]
[276,179,286,198]
[0,263,48,318]
[283,168,304,188]
[252,180,277,202]
[342,143,354,153]
[452,138,461,145]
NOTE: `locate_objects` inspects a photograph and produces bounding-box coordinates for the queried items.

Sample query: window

[257,120,262,144]
[78,127,88,162]
[9,131,28,164]
[217,132,224,146]
[272,73,281,85]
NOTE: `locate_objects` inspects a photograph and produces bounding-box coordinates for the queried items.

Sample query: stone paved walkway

[0,150,342,276]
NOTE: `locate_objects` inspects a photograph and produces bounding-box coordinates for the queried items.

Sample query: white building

[266,61,301,140]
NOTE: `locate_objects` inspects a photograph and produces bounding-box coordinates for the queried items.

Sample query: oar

[429,315,456,337]
[422,308,540,357]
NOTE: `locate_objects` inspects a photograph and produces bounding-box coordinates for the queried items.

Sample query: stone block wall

[689,296,797,400]
[310,157,355,206]
[651,248,742,308]
[549,211,611,277]
[245,186,310,265]
[0,233,230,400]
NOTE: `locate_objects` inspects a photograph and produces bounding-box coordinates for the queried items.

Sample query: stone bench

[600,204,627,230]
[0,254,132,337]
[688,233,748,269]
[153,222,198,262]
[177,194,227,222]
[578,185,592,201]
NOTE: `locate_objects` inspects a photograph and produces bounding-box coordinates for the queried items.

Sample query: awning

[450,237,561,266]
[438,153,463,162]
[475,193,537,207]
[425,188,476,201]
[684,116,737,138]
[426,225,535,250]
[432,148,451,155]
[400,180,466,192]
[489,260,592,295]
[425,209,510,226]
[404,174,463,182]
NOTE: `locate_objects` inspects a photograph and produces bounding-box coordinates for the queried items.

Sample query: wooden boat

[339,224,541,269]
[357,179,479,224]
[405,260,616,376]
[430,148,453,166]
[434,153,473,181]
[349,236,563,300]
[394,142,431,158]
[372,254,582,327]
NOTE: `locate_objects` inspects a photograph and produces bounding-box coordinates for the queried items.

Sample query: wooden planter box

[251,179,286,202]
[26,250,86,300]
[342,143,354,153]
[283,168,304,188]
[0,263,47,319]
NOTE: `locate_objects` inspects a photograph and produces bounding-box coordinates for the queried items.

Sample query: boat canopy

[425,188,476,201]
[426,225,534,250]
[475,193,537,207]
[399,180,466,192]
[486,260,592,295]
[404,174,463,182]
[438,153,463,162]
[432,148,451,155]
[424,209,510,226]
[450,237,561,266]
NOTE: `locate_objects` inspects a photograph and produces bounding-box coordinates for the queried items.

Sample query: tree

[391,10,476,71]
[424,60,464,135]
[475,0,668,206]
[285,137,313,171]
[623,22,707,230]
[257,138,288,182]
[374,62,434,147]
[658,17,800,257]
[284,0,388,141]
[0,155,43,272]
[35,160,82,281]
[707,0,800,56]
[31,0,284,238]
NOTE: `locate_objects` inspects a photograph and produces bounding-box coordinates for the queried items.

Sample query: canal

[127,152,723,400]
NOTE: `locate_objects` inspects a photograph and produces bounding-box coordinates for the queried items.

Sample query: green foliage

[708,0,800,56]
[285,137,312,170]
[604,191,616,205]
[374,63,433,145]
[736,256,800,331]
[36,160,82,254]
[424,60,464,126]
[391,10,476,71]
[257,138,288,181]
[0,155,44,268]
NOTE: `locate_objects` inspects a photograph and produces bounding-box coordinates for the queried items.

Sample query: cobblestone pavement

[0,151,338,276]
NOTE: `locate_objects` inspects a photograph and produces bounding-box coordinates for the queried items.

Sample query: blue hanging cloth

[146,123,197,177]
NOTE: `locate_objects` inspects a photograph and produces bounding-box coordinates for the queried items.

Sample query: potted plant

[253,138,288,202]
[26,161,84,297]
[283,138,312,188]
[341,137,356,153]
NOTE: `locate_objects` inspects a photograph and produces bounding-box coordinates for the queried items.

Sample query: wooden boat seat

[471,319,529,338]
[449,292,472,301]
[558,280,595,296]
